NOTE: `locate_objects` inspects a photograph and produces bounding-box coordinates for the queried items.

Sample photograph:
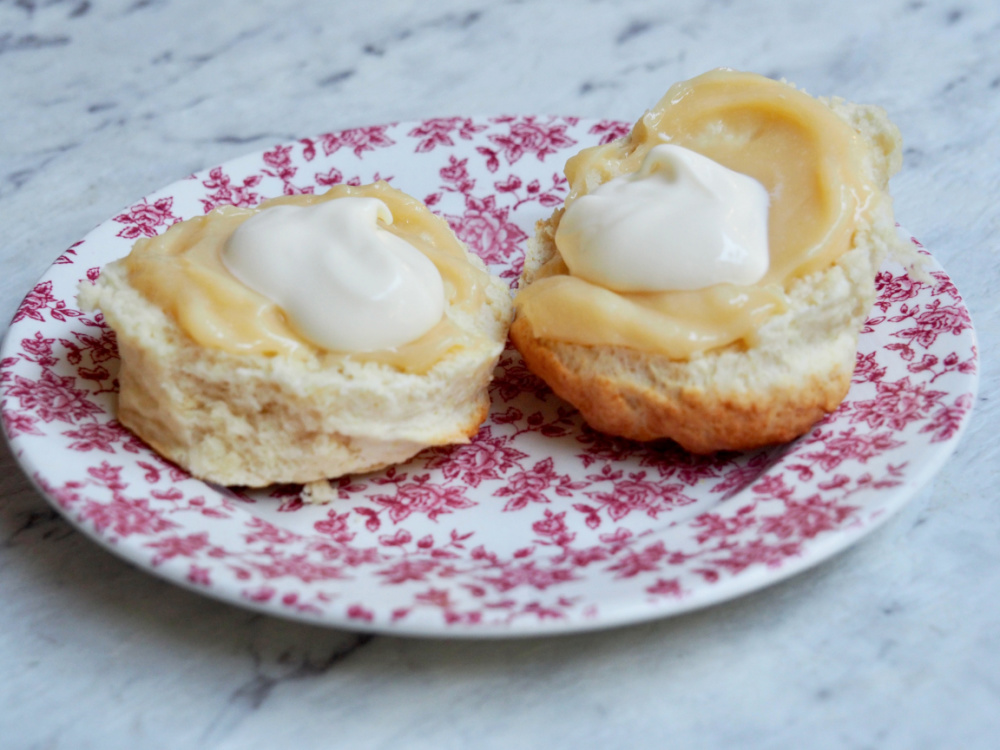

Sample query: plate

[0,117,979,637]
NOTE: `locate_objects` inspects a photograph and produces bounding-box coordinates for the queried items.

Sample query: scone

[510,69,911,453]
[80,182,513,487]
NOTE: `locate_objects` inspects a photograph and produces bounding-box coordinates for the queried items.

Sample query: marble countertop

[2,0,998,747]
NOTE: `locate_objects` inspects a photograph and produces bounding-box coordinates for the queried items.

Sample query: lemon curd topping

[124,181,492,373]
[514,69,877,359]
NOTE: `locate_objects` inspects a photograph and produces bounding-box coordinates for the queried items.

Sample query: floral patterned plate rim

[0,116,979,637]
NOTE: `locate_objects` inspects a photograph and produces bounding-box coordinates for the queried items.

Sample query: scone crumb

[890,234,932,283]
[302,479,337,504]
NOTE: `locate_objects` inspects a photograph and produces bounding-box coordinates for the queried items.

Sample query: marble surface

[2,0,999,747]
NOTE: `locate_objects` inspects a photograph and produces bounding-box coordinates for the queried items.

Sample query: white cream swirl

[555,144,770,292]
[221,197,445,352]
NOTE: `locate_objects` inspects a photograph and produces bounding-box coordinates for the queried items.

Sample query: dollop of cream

[221,197,445,352]
[554,143,770,292]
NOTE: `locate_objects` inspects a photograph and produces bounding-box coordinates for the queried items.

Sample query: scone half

[511,79,911,454]
[80,189,513,487]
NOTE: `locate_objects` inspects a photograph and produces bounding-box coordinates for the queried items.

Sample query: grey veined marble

[2,0,999,748]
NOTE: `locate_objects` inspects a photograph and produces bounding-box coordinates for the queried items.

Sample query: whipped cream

[555,144,770,292]
[221,197,445,352]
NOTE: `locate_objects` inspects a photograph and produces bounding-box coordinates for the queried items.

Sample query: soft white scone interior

[511,71,912,453]
[80,184,513,487]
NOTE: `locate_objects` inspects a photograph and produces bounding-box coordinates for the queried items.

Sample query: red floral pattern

[5,368,104,424]
[262,144,315,196]
[13,281,83,324]
[0,117,978,636]
[485,116,578,165]
[306,125,396,159]
[408,117,486,153]
[588,120,632,144]
[113,197,179,239]
[445,194,529,265]
[200,166,262,212]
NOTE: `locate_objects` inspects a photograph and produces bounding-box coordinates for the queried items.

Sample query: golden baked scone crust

[511,95,908,453]
[511,315,851,453]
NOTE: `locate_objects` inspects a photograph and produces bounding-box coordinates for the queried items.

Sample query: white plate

[0,117,979,637]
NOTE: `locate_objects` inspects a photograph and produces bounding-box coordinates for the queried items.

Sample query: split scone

[80,182,513,487]
[510,69,911,453]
